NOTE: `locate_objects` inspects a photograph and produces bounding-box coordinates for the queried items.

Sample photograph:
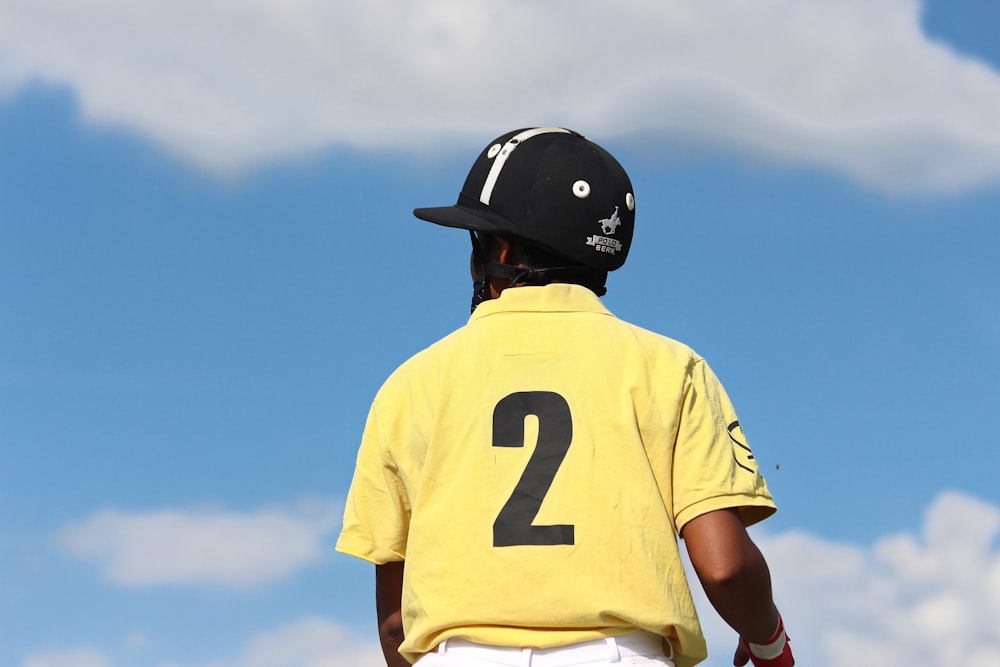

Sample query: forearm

[681,508,781,643]
[376,561,409,667]
[378,611,409,667]
[697,543,780,643]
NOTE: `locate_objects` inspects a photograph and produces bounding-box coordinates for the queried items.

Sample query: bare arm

[680,507,780,644]
[375,561,409,667]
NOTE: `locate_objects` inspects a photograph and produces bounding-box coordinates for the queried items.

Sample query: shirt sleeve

[671,359,776,532]
[336,399,410,564]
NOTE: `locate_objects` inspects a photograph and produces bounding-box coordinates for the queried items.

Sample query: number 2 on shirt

[492,391,575,547]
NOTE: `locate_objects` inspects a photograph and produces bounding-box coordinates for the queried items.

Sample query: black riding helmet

[414,128,636,310]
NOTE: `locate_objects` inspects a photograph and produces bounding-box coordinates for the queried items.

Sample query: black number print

[492,391,575,547]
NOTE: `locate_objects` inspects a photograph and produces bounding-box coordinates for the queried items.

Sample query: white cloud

[2,0,1000,192]
[58,499,342,589]
[691,491,1000,667]
[18,649,112,667]
[18,620,383,667]
[152,618,384,667]
[32,491,1000,667]
[208,618,384,667]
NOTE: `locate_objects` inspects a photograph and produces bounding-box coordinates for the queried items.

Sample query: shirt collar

[469,284,613,321]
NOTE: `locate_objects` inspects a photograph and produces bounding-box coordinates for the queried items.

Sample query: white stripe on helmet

[480,127,571,205]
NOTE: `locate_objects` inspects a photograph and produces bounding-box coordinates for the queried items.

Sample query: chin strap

[470,232,490,313]
[469,232,608,313]
[486,262,607,295]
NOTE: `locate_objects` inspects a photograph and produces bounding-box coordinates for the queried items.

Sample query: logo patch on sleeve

[728,420,757,474]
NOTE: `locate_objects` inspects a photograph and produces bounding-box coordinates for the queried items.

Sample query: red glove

[735,615,793,667]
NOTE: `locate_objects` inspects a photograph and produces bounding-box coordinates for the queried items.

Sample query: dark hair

[483,234,608,296]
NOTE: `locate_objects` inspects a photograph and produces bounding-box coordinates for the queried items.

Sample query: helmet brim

[413,204,506,235]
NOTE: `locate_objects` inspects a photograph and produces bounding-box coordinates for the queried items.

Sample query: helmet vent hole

[487,144,502,159]
[573,180,591,199]
[626,192,635,211]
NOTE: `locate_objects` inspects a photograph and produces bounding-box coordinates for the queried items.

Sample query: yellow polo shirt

[337,284,776,667]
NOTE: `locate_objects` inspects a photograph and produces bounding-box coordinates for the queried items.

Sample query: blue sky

[2,2,999,667]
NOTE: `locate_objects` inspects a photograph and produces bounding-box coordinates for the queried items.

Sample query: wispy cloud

[35,491,1000,666]
[160,618,385,667]
[694,491,1000,666]
[17,620,383,667]
[18,648,111,667]
[2,0,1000,192]
[58,499,342,589]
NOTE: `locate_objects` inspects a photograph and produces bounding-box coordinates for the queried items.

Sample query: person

[336,127,794,667]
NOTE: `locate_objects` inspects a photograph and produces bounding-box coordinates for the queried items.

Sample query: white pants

[414,631,676,667]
